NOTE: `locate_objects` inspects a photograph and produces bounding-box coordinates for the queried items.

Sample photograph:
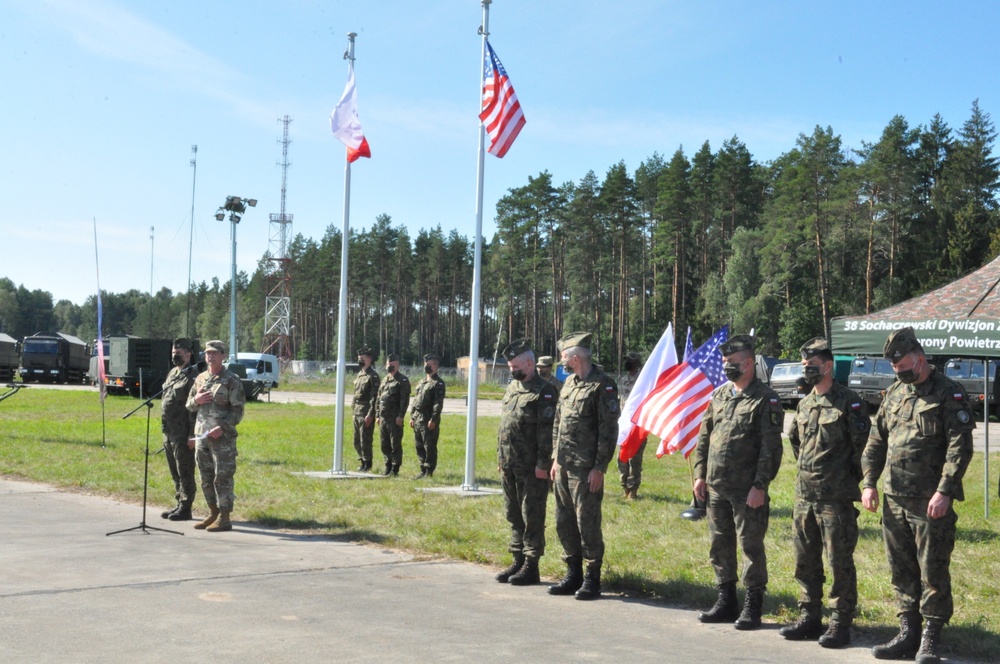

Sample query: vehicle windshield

[945,361,966,378]
[237,359,258,368]
[23,340,59,354]
[874,359,894,375]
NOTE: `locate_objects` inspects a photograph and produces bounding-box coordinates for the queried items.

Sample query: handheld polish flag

[632,326,729,459]
[617,323,677,462]
[330,62,371,162]
[480,41,525,158]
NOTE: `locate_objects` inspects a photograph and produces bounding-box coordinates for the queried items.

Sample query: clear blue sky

[3,0,999,305]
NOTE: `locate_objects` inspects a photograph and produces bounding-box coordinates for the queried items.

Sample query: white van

[235,352,280,388]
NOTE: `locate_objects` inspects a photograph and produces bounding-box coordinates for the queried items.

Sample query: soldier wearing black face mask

[160,338,198,521]
[409,353,445,479]
[376,353,410,476]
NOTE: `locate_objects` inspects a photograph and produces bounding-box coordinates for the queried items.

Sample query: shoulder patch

[769,397,780,407]
[542,393,554,400]
[953,393,964,401]
[851,402,863,411]
[605,385,616,393]
[957,410,971,424]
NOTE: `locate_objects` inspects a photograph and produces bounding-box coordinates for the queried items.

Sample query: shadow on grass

[251,515,390,545]
[956,527,1000,543]
[36,436,111,448]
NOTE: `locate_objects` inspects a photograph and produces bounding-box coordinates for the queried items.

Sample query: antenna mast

[262,116,293,359]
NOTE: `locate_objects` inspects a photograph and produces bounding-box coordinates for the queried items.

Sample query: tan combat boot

[193,505,220,530]
[206,509,232,532]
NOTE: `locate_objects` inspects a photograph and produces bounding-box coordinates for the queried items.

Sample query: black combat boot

[698,581,739,623]
[779,611,823,640]
[168,504,193,521]
[872,612,922,660]
[548,556,584,596]
[495,553,525,583]
[161,503,180,519]
[574,562,602,600]
[734,587,765,630]
[509,557,541,586]
[915,619,943,664]
[818,620,851,649]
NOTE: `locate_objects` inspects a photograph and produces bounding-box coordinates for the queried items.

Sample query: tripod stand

[107,369,184,537]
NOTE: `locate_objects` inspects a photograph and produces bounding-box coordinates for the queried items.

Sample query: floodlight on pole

[215,195,255,363]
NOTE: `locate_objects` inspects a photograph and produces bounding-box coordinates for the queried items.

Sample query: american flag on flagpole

[480,41,525,158]
[631,326,729,459]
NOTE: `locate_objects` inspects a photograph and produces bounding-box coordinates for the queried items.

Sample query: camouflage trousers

[553,466,605,566]
[500,467,549,559]
[196,436,238,511]
[163,433,197,508]
[882,494,958,622]
[412,416,440,473]
[617,440,647,490]
[792,499,859,622]
[379,418,404,471]
[706,489,770,589]
[352,413,374,465]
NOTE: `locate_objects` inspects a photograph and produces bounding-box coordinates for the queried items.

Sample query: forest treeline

[3,102,999,368]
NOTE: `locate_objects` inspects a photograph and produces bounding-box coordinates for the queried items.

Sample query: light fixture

[215,212,225,221]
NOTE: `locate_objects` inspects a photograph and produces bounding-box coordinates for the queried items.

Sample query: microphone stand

[0,383,27,403]
[107,366,195,537]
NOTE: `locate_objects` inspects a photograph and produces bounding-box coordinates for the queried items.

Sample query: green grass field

[2,389,998,660]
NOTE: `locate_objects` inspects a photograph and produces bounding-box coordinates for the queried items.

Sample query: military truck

[847,355,896,410]
[944,358,998,414]
[769,362,808,408]
[105,336,175,397]
[18,332,90,384]
[87,338,110,386]
[0,333,19,382]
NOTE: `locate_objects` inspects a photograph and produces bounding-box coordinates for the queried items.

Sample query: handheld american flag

[480,41,525,158]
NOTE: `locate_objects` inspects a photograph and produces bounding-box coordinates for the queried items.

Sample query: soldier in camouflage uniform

[375,353,410,477]
[185,340,245,533]
[409,353,446,479]
[862,327,974,664]
[352,347,380,472]
[536,355,562,396]
[693,334,783,630]
[780,337,870,649]
[548,331,619,601]
[160,338,198,521]
[616,351,644,500]
[495,339,558,586]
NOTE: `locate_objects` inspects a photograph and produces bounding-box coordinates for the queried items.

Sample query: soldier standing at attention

[352,347,380,472]
[548,332,618,601]
[160,338,198,521]
[862,327,974,664]
[780,338,870,648]
[410,353,446,479]
[185,340,245,533]
[376,353,410,477]
[693,334,783,630]
[536,355,562,395]
[495,339,558,586]
[617,351,644,500]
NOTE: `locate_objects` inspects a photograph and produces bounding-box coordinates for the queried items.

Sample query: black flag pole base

[106,521,184,537]
[679,492,707,521]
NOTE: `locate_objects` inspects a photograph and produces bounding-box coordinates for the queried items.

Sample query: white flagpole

[462,0,492,490]
[331,32,357,475]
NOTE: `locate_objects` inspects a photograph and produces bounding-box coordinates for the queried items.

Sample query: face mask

[511,369,527,381]
[623,360,638,372]
[386,365,396,374]
[723,361,743,383]
[802,364,823,385]
[895,367,918,384]
[424,365,434,374]
[172,354,185,367]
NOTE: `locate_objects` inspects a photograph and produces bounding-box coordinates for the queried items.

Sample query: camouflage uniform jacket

[375,371,410,421]
[352,365,380,419]
[543,374,562,397]
[497,373,558,475]
[553,366,619,473]
[617,371,638,405]
[411,373,445,424]
[694,376,784,494]
[161,365,196,439]
[185,367,245,439]
[788,382,870,502]
[863,367,974,501]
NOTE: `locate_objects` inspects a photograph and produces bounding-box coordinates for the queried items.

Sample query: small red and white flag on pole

[480,41,525,158]
[330,62,371,163]
[617,324,677,462]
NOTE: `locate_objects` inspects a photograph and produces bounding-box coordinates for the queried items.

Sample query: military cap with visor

[204,339,226,355]
[536,355,554,368]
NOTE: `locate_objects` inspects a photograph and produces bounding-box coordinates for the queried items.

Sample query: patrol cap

[502,339,532,360]
[172,338,193,351]
[204,339,226,355]
[356,346,376,359]
[537,355,554,368]
[557,331,592,351]
[625,351,641,362]
[720,334,754,357]
[884,326,922,361]
[423,353,440,363]
[386,353,400,362]
[799,337,832,360]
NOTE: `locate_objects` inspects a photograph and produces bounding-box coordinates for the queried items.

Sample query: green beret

[386,353,400,363]
[720,334,754,356]
[172,338,193,351]
[536,355,554,368]
[799,337,831,359]
[204,339,226,355]
[356,346,376,359]
[884,327,922,361]
[502,339,532,360]
[423,353,440,363]
[558,331,592,351]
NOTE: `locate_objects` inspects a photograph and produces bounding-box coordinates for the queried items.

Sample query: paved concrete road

[0,478,911,664]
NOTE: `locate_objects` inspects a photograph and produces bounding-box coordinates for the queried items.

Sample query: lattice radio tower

[262,115,294,359]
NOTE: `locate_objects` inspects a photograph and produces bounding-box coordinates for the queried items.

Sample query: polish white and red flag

[632,326,729,459]
[330,62,371,163]
[480,41,525,158]
[617,324,677,462]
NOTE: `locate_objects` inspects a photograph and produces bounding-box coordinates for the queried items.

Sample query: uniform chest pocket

[212,384,232,407]
[517,394,539,423]
[915,400,942,437]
